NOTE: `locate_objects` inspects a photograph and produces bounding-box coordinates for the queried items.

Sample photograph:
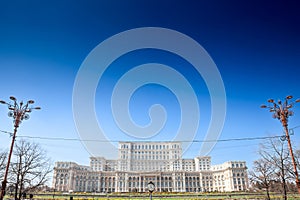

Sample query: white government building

[53,142,248,193]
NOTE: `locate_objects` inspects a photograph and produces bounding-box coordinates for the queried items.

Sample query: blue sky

[0,0,300,170]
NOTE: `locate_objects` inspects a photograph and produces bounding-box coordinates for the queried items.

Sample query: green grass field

[5,192,300,200]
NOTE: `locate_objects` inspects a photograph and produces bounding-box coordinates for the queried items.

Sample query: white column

[115,173,119,192]
[125,173,128,192]
[172,173,176,192]
[182,172,186,192]
[139,174,142,192]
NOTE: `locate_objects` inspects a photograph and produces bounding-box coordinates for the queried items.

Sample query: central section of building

[92,142,190,172]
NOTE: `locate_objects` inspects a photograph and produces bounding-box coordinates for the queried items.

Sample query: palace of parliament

[53,142,248,193]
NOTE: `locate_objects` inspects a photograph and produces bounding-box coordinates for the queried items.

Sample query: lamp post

[0,96,40,200]
[261,95,300,194]
[147,181,155,200]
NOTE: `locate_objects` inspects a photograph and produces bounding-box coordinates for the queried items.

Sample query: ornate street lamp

[261,95,300,194]
[0,96,40,200]
[147,181,155,200]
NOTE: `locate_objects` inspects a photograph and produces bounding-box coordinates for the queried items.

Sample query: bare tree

[9,140,52,199]
[258,138,291,200]
[0,150,7,179]
[290,148,300,192]
[294,149,300,173]
[249,158,275,200]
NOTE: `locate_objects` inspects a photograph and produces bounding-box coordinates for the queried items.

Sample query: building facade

[53,142,248,193]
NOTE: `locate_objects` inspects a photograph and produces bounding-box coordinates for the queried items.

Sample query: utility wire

[0,130,13,136]
[0,131,286,143]
[1,124,299,143]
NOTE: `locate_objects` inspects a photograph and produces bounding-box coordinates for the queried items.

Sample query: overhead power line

[0,130,286,143]
[1,125,299,143]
